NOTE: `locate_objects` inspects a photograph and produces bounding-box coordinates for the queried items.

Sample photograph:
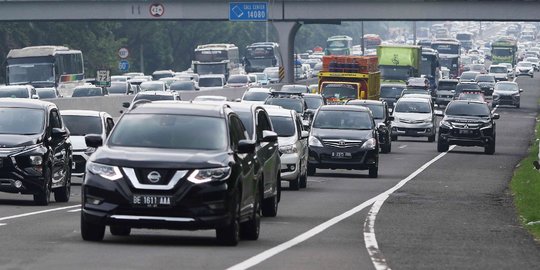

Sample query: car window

[394,101,431,113]
[265,98,303,113]
[106,118,115,136]
[50,109,62,129]
[256,110,273,140]
[229,115,248,149]
[313,110,373,130]
[243,91,269,101]
[304,96,324,109]
[445,102,490,117]
[63,115,103,136]
[269,115,295,137]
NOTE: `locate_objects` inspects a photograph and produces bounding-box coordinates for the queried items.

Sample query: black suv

[308,105,379,177]
[81,102,261,246]
[437,100,499,154]
[346,99,393,153]
[226,103,281,217]
[0,99,72,205]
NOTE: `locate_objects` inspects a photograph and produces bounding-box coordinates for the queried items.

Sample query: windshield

[476,76,495,82]
[349,104,384,119]
[432,44,460,54]
[140,82,164,91]
[72,88,102,97]
[321,84,357,99]
[490,66,507,73]
[313,110,373,130]
[438,82,457,90]
[456,84,481,93]
[518,62,533,67]
[420,59,434,76]
[169,82,195,91]
[36,89,56,99]
[380,66,412,80]
[228,75,248,84]
[63,115,102,136]
[196,77,222,88]
[0,108,44,134]
[281,85,308,93]
[133,94,174,101]
[0,87,29,98]
[194,50,228,62]
[492,48,513,57]
[439,58,458,70]
[380,86,405,98]
[265,98,303,113]
[394,101,431,113]
[304,97,324,109]
[246,58,274,70]
[196,63,226,75]
[269,115,295,137]
[461,57,472,65]
[327,40,348,48]
[460,73,478,80]
[494,83,518,92]
[446,102,490,117]
[109,114,227,150]
[7,63,54,84]
[106,82,128,94]
[243,91,269,101]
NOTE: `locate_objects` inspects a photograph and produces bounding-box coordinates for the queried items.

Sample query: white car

[499,63,515,78]
[391,97,436,142]
[264,106,309,190]
[61,110,114,177]
[525,57,540,71]
[488,65,509,81]
[515,62,534,78]
[192,95,228,102]
[139,81,166,92]
[0,85,38,99]
[198,74,225,90]
[241,87,272,104]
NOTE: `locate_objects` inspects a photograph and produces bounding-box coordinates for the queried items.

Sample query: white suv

[488,64,509,81]
[264,106,309,190]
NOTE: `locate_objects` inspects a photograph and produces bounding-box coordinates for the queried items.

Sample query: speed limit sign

[96,69,111,87]
[149,3,165,17]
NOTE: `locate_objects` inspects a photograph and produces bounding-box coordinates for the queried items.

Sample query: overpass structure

[1,0,540,82]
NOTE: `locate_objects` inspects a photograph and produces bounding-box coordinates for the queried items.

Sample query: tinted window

[0,87,29,98]
[106,82,128,94]
[72,88,103,97]
[490,66,507,73]
[460,73,478,80]
[456,83,481,93]
[265,98,303,113]
[228,75,248,84]
[243,91,269,101]
[476,76,495,82]
[109,114,227,150]
[133,94,174,102]
[269,115,295,137]
[256,110,273,140]
[304,96,324,109]
[321,84,357,99]
[394,101,432,113]
[169,81,195,91]
[313,110,373,130]
[349,104,384,119]
[140,82,164,91]
[438,82,458,90]
[446,102,490,117]
[0,108,44,134]
[198,78,223,87]
[235,110,254,138]
[50,110,62,129]
[36,89,57,99]
[63,115,102,136]
[380,86,405,98]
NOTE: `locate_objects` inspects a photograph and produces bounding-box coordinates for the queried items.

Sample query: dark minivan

[0,99,72,205]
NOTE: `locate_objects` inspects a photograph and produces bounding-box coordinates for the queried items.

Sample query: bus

[325,35,353,55]
[192,43,240,80]
[420,48,441,91]
[244,42,282,73]
[431,39,461,79]
[456,32,474,51]
[6,46,85,97]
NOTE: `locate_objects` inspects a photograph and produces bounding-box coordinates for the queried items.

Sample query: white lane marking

[0,205,80,222]
[363,145,456,270]
[398,145,407,149]
[0,223,6,226]
[227,147,455,270]
[67,208,82,213]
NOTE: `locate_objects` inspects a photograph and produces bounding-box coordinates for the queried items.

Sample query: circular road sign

[118,47,129,59]
[118,60,129,72]
[149,3,165,17]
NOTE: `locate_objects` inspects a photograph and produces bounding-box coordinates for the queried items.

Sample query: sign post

[96,69,111,87]
[229,2,267,21]
[118,60,130,72]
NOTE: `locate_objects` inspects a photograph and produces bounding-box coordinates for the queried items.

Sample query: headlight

[440,120,452,128]
[279,144,298,154]
[187,167,231,184]
[489,87,494,90]
[87,162,122,181]
[480,123,493,129]
[423,118,432,123]
[361,138,377,150]
[512,92,520,96]
[308,136,323,147]
[29,155,43,166]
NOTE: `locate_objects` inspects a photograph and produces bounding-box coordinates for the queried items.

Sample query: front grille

[452,123,481,129]
[135,169,176,185]
[399,119,425,124]
[323,139,363,148]
[452,129,480,138]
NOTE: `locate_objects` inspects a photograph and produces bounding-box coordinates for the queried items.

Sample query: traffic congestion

[0,20,539,269]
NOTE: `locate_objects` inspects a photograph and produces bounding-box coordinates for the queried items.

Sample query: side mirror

[301,130,309,139]
[451,90,455,93]
[122,102,130,108]
[52,128,68,138]
[492,113,500,120]
[32,94,39,99]
[234,98,242,102]
[237,139,256,153]
[435,111,444,117]
[85,134,103,148]
[519,89,523,93]
[261,130,278,143]
[388,115,394,121]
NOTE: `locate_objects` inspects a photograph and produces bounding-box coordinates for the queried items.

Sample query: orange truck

[317,55,380,104]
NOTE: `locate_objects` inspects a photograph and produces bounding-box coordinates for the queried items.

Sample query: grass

[511,114,540,239]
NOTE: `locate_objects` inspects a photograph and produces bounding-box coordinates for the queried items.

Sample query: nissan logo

[147,171,161,183]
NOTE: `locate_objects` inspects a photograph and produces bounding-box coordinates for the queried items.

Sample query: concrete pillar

[273,21,301,83]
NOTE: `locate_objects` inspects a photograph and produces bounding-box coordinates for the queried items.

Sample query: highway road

[0,76,537,269]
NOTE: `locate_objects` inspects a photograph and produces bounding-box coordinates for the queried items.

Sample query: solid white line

[67,208,82,213]
[398,145,407,149]
[227,147,455,270]
[0,223,6,226]
[0,204,80,222]
[363,145,456,270]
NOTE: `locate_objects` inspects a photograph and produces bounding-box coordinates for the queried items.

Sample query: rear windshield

[228,75,248,84]
[63,115,103,136]
[106,82,128,94]
[304,96,324,110]
[199,78,223,87]
[169,82,195,91]
[133,94,174,101]
[380,86,405,98]
[348,103,384,119]
[72,88,102,97]
[446,102,490,117]
[269,115,295,137]
[243,91,269,101]
[265,98,303,113]
[438,81,458,90]
[109,114,227,150]
[0,88,29,98]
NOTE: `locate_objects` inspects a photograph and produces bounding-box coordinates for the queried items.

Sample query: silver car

[391,97,436,142]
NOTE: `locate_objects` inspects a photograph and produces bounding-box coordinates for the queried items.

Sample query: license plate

[132,195,172,208]
[459,129,472,135]
[331,152,352,159]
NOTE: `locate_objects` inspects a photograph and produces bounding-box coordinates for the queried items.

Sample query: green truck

[491,37,517,65]
[377,45,422,83]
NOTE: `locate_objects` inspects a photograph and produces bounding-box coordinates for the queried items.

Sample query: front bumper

[493,95,519,106]
[72,150,89,177]
[279,153,300,181]
[392,122,435,137]
[0,156,46,194]
[439,125,494,147]
[308,146,378,170]
[516,70,533,76]
[82,172,235,230]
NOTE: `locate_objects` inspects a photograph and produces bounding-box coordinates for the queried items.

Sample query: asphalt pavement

[0,77,538,269]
